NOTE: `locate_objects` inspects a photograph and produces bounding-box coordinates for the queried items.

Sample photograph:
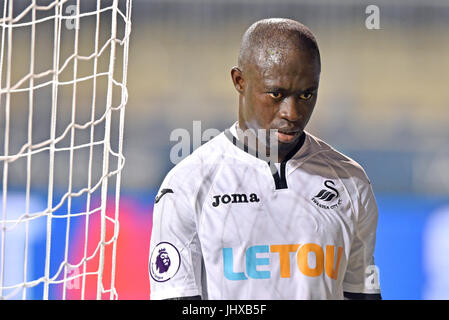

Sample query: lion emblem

[155,248,171,273]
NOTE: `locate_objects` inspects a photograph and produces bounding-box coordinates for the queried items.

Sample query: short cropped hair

[238,18,321,71]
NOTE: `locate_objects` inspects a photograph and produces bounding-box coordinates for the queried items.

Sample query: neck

[235,121,302,163]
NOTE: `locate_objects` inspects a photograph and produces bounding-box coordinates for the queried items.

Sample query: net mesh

[0,0,132,300]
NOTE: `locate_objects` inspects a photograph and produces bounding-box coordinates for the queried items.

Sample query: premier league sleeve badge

[149,242,181,282]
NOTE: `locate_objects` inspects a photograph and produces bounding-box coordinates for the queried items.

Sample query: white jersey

[149,122,380,300]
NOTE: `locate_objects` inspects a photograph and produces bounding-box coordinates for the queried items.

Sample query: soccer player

[149,18,381,300]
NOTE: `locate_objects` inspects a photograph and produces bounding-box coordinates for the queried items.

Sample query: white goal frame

[0,0,132,300]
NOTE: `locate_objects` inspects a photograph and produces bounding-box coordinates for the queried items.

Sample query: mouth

[275,128,300,143]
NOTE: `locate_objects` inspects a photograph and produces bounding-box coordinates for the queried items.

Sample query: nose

[279,96,301,122]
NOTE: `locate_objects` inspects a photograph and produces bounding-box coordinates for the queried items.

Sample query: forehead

[249,48,320,89]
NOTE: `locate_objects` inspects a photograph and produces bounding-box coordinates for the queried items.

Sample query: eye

[299,92,314,100]
[268,92,283,99]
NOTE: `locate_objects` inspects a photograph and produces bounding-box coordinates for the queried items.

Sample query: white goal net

[0,0,132,300]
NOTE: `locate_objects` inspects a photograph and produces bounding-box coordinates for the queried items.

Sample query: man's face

[233,48,320,151]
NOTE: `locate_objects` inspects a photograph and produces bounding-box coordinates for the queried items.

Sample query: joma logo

[212,193,260,207]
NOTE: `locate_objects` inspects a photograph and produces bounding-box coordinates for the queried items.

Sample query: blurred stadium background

[1,0,449,299]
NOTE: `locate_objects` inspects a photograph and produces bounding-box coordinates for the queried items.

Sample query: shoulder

[304,131,371,185]
[304,133,378,222]
[161,131,229,188]
[156,132,231,212]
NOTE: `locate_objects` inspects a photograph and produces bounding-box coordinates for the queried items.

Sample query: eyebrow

[264,86,286,92]
[264,86,318,93]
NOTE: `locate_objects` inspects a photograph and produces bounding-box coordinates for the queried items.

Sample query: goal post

[0,0,132,300]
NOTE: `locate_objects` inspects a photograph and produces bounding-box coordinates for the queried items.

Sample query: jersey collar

[224,122,307,190]
[224,122,306,163]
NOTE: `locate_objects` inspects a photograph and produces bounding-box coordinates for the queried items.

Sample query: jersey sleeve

[149,168,203,300]
[343,175,381,296]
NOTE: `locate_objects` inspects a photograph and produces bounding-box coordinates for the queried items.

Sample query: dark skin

[231,47,321,163]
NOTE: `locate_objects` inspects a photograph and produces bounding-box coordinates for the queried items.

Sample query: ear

[231,66,244,94]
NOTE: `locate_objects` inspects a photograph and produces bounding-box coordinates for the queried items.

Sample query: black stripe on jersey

[283,133,306,162]
[270,163,283,189]
[224,129,306,190]
[343,292,382,300]
[154,188,174,203]
[164,295,202,300]
[278,161,289,189]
